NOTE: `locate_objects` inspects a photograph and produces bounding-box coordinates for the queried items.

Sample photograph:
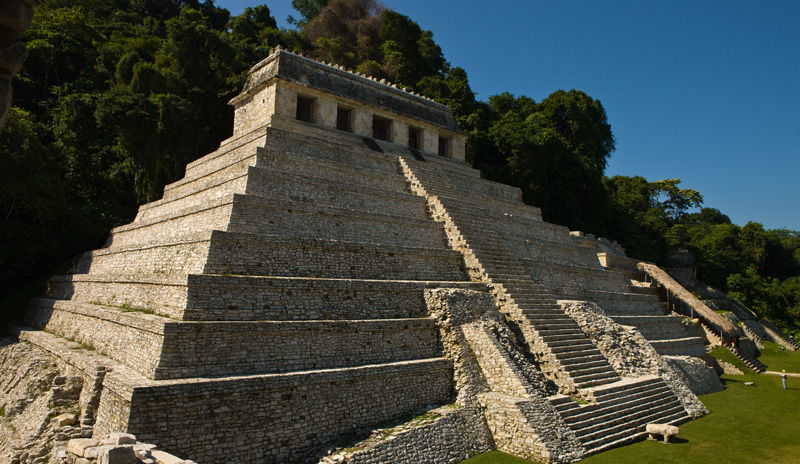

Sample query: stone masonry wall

[334,406,493,464]
[202,232,464,281]
[95,360,453,464]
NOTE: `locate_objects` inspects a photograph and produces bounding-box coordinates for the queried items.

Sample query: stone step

[557,354,607,368]
[171,137,265,192]
[107,194,449,251]
[435,196,551,226]
[557,359,611,373]
[515,258,631,294]
[146,165,426,224]
[263,127,403,174]
[578,403,687,446]
[649,337,707,357]
[543,336,595,347]
[570,367,620,381]
[583,409,689,455]
[563,385,674,424]
[253,146,408,190]
[530,323,579,333]
[569,393,678,434]
[26,299,446,380]
[516,304,563,313]
[404,153,482,179]
[587,377,664,399]
[548,342,599,354]
[532,328,577,337]
[526,319,577,330]
[522,312,572,322]
[46,272,483,321]
[627,285,660,295]
[139,171,250,222]
[200,232,466,281]
[573,372,621,388]
[406,168,523,204]
[562,364,617,378]
[81,231,464,282]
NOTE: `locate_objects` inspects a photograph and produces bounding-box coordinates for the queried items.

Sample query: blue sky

[216,0,799,231]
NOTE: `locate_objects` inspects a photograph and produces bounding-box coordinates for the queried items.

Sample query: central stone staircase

[400,154,692,455]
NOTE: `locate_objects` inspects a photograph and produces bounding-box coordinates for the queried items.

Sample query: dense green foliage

[2,0,798,340]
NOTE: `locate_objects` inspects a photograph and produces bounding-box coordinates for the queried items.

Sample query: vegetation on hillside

[2,0,798,339]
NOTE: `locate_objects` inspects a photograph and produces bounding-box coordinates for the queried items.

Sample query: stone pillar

[452,137,466,162]
[273,83,296,120]
[353,108,371,137]
[392,119,408,145]
[0,0,38,130]
[423,129,438,155]
[317,97,336,129]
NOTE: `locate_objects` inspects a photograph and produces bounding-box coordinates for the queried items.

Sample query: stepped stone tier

[16,47,717,463]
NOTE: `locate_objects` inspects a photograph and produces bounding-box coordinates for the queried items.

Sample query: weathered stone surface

[663,355,724,395]
[67,439,99,457]
[98,445,137,464]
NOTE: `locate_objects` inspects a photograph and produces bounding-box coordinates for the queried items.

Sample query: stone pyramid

[19,48,717,463]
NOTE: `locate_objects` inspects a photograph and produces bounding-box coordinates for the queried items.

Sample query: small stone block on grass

[646,423,679,444]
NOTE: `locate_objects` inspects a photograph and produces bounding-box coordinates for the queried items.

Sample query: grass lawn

[463,343,800,464]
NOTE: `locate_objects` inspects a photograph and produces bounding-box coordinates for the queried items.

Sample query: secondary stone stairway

[699,321,766,373]
[609,270,706,357]
[548,376,689,454]
[759,319,800,350]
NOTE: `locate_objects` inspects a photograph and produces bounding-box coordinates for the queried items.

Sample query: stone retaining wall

[203,232,464,280]
[28,301,446,380]
[73,238,211,276]
[338,406,493,464]
[95,359,453,463]
[45,275,188,318]
[226,194,448,248]
[25,301,166,378]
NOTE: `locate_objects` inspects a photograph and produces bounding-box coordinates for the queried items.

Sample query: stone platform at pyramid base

[13,328,456,463]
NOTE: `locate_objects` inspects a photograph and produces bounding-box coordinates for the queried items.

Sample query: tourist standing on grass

[781,370,788,389]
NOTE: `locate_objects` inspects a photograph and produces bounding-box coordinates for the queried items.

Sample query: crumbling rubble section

[562,301,710,418]
[0,337,85,464]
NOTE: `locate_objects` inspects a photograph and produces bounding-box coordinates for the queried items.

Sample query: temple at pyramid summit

[12,46,794,463]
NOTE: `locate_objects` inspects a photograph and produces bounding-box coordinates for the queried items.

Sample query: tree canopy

[2,0,797,340]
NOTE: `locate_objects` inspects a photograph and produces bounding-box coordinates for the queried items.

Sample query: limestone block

[392,118,408,143]
[353,107,371,136]
[317,97,336,128]
[53,412,78,427]
[102,432,137,445]
[645,423,679,443]
[67,438,99,457]
[150,449,191,464]
[423,129,438,154]
[99,446,137,464]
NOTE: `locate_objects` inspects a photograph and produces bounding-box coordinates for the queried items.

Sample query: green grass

[462,346,800,464]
